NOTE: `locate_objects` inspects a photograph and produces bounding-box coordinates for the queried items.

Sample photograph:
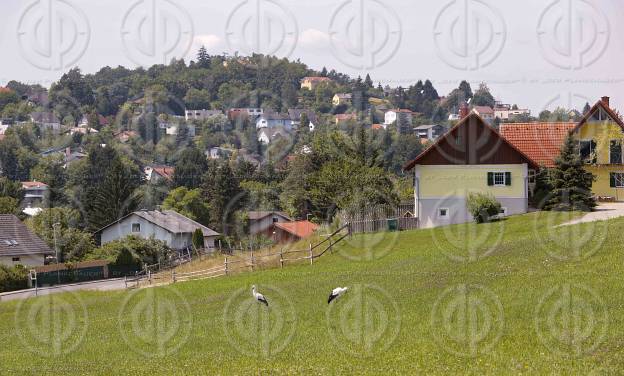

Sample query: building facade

[404,114,537,228]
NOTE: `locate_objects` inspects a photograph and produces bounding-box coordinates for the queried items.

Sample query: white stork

[251,285,268,307]
[328,287,348,304]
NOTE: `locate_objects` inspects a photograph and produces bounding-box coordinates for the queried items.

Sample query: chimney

[601,96,610,107]
[459,102,470,119]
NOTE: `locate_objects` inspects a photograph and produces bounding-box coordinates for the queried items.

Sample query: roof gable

[0,215,53,256]
[404,113,538,170]
[572,100,624,133]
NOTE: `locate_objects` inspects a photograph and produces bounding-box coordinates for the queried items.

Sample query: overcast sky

[1,0,622,114]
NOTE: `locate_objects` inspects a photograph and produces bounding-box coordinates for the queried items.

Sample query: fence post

[309,243,313,265]
[148,270,152,285]
[224,256,228,276]
[124,276,127,289]
[250,247,255,272]
[171,270,176,283]
[280,248,283,268]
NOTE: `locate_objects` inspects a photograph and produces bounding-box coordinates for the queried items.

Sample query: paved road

[0,278,129,302]
[560,202,624,226]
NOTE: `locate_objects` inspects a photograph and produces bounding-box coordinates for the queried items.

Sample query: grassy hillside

[1,211,623,375]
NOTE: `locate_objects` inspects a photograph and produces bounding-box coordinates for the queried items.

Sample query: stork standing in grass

[328,287,348,304]
[252,285,269,306]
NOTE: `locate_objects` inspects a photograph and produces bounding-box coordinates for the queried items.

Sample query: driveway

[0,278,128,302]
[560,202,624,226]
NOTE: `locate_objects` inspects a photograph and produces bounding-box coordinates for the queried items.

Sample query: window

[487,172,511,186]
[579,140,597,164]
[610,140,622,164]
[610,173,624,188]
[438,208,449,217]
[12,257,20,262]
[272,217,279,223]
[131,223,141,232]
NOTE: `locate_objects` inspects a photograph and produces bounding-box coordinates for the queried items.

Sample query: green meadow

[1,211,623,375]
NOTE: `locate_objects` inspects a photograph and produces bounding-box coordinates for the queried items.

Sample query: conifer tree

[545,134,596,211]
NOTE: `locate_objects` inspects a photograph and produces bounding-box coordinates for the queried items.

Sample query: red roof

[274,220,318,239]
[499,122,575,168]
[371,124,384,130]
[152,166,174,181]
[473,106,494,114]
[21,181,48,189]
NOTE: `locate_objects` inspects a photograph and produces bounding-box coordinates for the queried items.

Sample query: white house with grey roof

[0,215,53,266]
[96,210,220,251]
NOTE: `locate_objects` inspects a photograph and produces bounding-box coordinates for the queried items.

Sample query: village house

[502,97,624,201]
[21,181,48,208]
[332,93,352,106]
[288,109,317,131]
[472,106,495,123]
[255,111,292,130]
[258,127,290,144]
[404,113,538,228]
[30,111,61,131]
[144,165,174,184]
[185,109,223,121]
[414,124,446,141]
[494,104,531,120]
[207,146,235,160]
[247,211,292,237]
[385,109,414,134]
[0,214,53,266]
[96,210,220,251]
[273,220,319,243]
[301,76,332,90]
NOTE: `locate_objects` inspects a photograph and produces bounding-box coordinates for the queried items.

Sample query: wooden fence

[338,202,419,234]
[128,224,351,288]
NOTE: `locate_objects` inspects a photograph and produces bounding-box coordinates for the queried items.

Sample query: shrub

[0,264,29,292]
[85,236,173,267]
[466,192,502,223]
[192,228,204,250]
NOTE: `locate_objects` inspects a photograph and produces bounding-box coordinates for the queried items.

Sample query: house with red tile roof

[499,122,576,168]
[403,113,538,228]
[301,77,332,90]
[273,220,319,243]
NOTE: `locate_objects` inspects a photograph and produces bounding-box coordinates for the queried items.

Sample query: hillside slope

[1,212,623,375]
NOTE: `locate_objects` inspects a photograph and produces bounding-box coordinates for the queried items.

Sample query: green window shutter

[505,172,511,186]
[610,173,616,187]
[487,172,494,186]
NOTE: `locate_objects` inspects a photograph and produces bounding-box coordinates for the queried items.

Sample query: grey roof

[287,109,318,123]
[247,211,291,221]
[0,215,53,257]
[414,124,444,130]
[98,210,220,237]
[261,111,290,121]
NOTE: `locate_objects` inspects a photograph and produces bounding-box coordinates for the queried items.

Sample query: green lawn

[2,211,624,375]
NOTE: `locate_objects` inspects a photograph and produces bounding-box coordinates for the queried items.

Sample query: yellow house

[300,76,331,90]
[571,96,624,200]
[403,114,538,228]
[332,93,352,106]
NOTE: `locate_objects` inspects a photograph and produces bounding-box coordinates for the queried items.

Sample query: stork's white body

[328,287,348,304]
[252,285,269,306]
